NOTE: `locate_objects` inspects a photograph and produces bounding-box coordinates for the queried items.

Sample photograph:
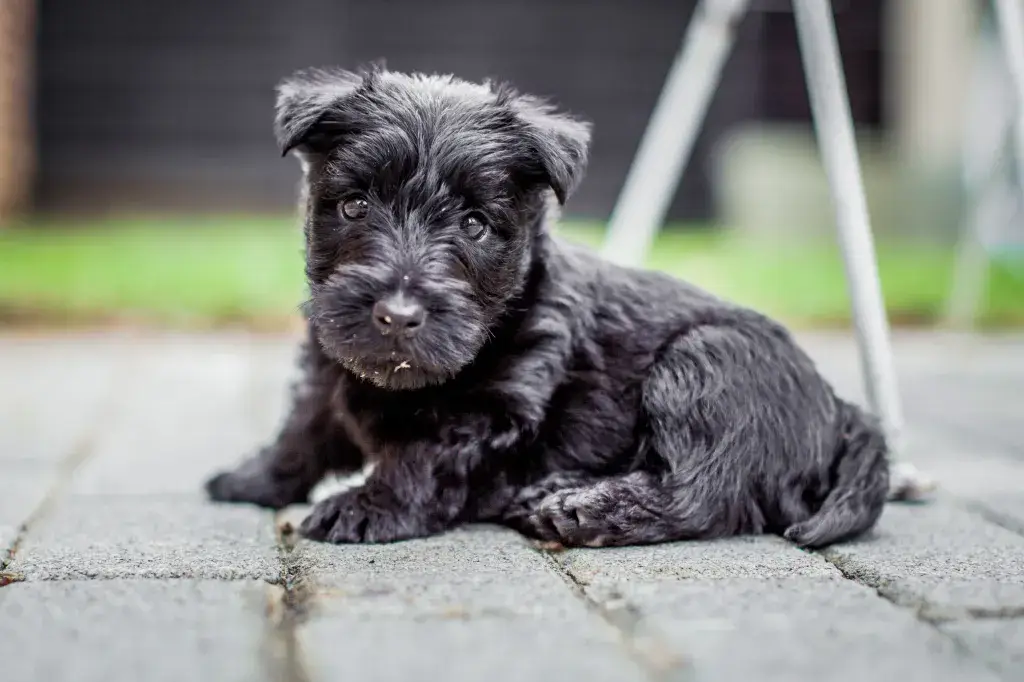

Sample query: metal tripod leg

[600,0,749,267]
[947,11,1016,329]
[993,0,1024,195]
[599,0,932,499]
[792,0,932,499]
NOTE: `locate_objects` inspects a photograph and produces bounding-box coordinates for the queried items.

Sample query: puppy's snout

[372,293,426,336]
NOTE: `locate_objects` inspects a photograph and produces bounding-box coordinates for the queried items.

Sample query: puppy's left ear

[511,95,591,205]
[275,67,364,157]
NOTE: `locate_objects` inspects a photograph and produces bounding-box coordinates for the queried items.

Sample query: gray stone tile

[550,525,1003,681]
[941,619,1024,680]
[555,534,833,585]
[596,577,1002,682]
[897,580,1024,620]
[293,525,645,680]
[300,618,646,682]
[67,339,283,496]
[824,502,1024,613]
[295,524,555,580]
[0,334,123,464]
[297,525,588,620]
[3,331,1023,681]
[307,571,584,621]
[9,494,277,580]
[797,332,1024,461]
[296,525,592,618]
[973,493,1024,536]
[0,580,273,682]
[0,461,55,558]
[900,428,1024,497]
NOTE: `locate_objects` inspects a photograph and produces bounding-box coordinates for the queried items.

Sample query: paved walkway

[1,330,1023,681]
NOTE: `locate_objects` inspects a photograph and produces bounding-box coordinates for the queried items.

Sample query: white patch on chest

[309,461,378,503]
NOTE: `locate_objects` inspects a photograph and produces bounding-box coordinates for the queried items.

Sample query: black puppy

[206,66,889,548]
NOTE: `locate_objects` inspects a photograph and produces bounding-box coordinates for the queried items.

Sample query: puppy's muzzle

[372,292,426,337]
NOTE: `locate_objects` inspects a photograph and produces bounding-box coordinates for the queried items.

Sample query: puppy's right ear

[506,93,591,206]
[274,68,363,157]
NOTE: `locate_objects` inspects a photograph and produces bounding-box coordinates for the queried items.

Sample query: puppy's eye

[340,196,369,221]
[461,213,488,240]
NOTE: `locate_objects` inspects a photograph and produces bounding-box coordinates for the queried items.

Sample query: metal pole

[993,0,1024,193]
[791,1,911,463]
[947,179,1017,328]
[600,0,750,267]
[947,14,1016,329]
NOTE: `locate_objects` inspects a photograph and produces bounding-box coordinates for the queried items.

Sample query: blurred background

[0,0,1021,331]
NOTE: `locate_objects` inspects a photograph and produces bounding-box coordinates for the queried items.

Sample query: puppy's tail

[784,400,890,548]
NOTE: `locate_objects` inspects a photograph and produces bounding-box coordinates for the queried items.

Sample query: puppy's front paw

[205,457,306,510]
[205,470,285,509]
[298,489,423,544]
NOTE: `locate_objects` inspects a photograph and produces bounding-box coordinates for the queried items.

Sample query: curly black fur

[206,66,889,548]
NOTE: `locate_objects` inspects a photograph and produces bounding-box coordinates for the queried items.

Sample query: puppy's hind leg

[512,470,710,547]
[516,322,840,547]
[633,322,845,544]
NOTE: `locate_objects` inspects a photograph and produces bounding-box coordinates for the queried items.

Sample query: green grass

[1,216,1022,328]
[0,217,307,327]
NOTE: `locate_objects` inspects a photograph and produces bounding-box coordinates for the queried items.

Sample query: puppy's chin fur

[312,314,490,391]
[333,353,454,391]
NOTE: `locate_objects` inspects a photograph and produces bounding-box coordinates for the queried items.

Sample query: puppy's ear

[274,68,364,156]
[509,94,591,205]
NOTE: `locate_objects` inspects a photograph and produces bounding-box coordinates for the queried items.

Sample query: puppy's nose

[372,294,426,336]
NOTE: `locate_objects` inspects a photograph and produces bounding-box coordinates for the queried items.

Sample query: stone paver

[975,494,1024,535]
[65,335,288,496]
[301,618,642,682]
[0,334,123,465]
[555,536,1004,681]
[294,525,645,680]
[941,620,1024,678]
[0,580,273,682]
[556,534,833,583]
[593,578,1002,681]
[823,503,1024,616]
[8,494,277,581]
[0,461,54,561]
[1,331,1023,681]
[0,335,128,566]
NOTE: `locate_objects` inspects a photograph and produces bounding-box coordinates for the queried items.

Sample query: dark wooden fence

[33,0,883,220]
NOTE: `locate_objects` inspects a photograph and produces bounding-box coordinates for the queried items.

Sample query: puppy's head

[276,66,590,390]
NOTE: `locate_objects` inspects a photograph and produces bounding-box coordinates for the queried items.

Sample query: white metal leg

[947,180,1017,327]
[993,0,1024,194]
[947,14,1017,328]
[791,0,933,498]
[599,0,932,498]
[600,0,749,267]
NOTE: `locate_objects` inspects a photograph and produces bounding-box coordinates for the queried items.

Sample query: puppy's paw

[528,488,612,548]
[298,489,422,544]
[783,518,846,549]
[205,459,305,510]
[782,521,815,547]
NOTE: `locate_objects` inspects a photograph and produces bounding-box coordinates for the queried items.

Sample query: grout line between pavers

[963,500,1024,540]
[0,426,104,587]
[532,545,691,682]
[821,548,1024,622]
[0,354,139,587]
[261,517,314,682]
[814,548,1011,678]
